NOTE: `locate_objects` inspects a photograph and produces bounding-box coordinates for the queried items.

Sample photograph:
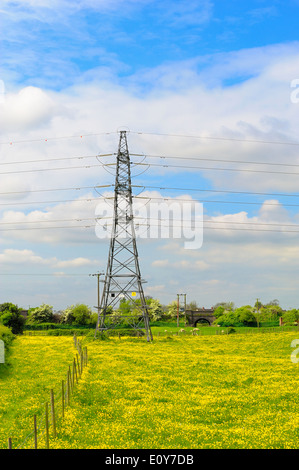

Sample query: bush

[45,329,87,336]
[0,324,15,350]
[227,327,236,334]
[282,309,299,326]
[27,304,54,324]
[213,312,243,327]
[0,303,25,334]
[93,328,145,338]
[60,304,94,326]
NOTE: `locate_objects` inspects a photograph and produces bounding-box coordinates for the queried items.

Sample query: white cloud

[152,259,209,270]
[0,87,59,131]
[0,248,52,265]
[55,257,97,268]
[0,248,98,269]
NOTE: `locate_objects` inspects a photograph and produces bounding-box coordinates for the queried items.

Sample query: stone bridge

[186,309,216,327]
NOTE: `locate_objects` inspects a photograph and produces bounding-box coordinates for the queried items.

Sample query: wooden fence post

[8,437,12,449]
[68,366,73,394]
[76,353,81,378]
[61,380,65,419]
[45,402,49,449]
[66,370,70,405]
[50,389,56,438]
[74,358,78,384]
[34,414,38,449]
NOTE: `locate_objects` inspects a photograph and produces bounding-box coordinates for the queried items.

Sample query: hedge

[0,324,15,350]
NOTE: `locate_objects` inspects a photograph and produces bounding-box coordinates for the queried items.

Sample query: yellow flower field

[1,332,299,449]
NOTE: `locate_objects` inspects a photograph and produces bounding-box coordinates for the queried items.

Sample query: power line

[0,214,298,230]
[0,273,91,276]
[133,195,299,208]
[2,129,299,147]
[0,185,111,197]
[0,197,100,207]
[131,161,299,176]
[0,163,105,176]
[0,154,112,167]
[102,221,299,234]
[0,132,116,146]
[131,131,299,147]
[134,153,299,168]
[0,183,296,200]
[131,184,299,199]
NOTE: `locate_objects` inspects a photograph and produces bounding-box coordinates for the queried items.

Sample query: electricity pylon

[95,131,153,342]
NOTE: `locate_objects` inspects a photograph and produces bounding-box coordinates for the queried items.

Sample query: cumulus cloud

[0,87,59,131]
[0,247,97,269]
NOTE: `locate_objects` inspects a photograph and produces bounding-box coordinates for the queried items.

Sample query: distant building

[20,310,28,319]
[186,308,216,327]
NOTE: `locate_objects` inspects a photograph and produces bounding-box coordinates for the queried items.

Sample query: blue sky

[2,0,299,90]
[1,0,299,311]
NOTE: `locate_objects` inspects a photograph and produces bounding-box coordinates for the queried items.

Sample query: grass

[1,331,299,449]
[0,336,74,449]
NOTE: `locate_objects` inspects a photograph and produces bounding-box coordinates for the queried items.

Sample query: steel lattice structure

[95,131,153,341]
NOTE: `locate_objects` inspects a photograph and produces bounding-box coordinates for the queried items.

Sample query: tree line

[0,298,298,335]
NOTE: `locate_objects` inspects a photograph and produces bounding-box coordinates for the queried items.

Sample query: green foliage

[107,328,145,337]
[27,304,54,324]
[186,300,198,310]
[234,306,256,325]
[227,327,236,334]
[147,298,164,321]
[72,304,93,325]
[0,324,15,349]
[259,305,283,321]
[213,311,244,327]
[0,303,25,334]
[213,305,226,318]
[166,300,180,319]
[282,309,299,326]
[59,304,94,326]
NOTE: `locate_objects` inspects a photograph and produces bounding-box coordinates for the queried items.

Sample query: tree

[166,300,180,319]
[213,311,241,327]
[186,300,198,310]
[282,309,299,326]
[61,304,93,325]
[213,301,235,311]
[265,299,280,307]
[117,298,132,316]
[72,304,93,325]
[0,303,25,334]
[259,304,282,321]
[147,298,163,321]
[60,305,75,324]
[27,304,54,323]
[234,306,256,325]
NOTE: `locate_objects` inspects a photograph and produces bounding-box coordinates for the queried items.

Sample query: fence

[7,334,88,449]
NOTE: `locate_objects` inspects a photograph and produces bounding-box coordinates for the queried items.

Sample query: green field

[1,331,299,449]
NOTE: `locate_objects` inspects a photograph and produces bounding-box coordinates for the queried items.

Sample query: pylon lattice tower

[95,131,153,341]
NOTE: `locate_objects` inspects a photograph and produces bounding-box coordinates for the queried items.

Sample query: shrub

[213,311,243,327]
[0,324,15,350]
[61,304,94,326]
[0,304,25,334]
[93,328,145,338]
[282,309,299,326]
[27,304,54,324]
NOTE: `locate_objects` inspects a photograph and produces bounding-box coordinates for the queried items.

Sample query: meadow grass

[1,332,299,449]
[0,336,74,449]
